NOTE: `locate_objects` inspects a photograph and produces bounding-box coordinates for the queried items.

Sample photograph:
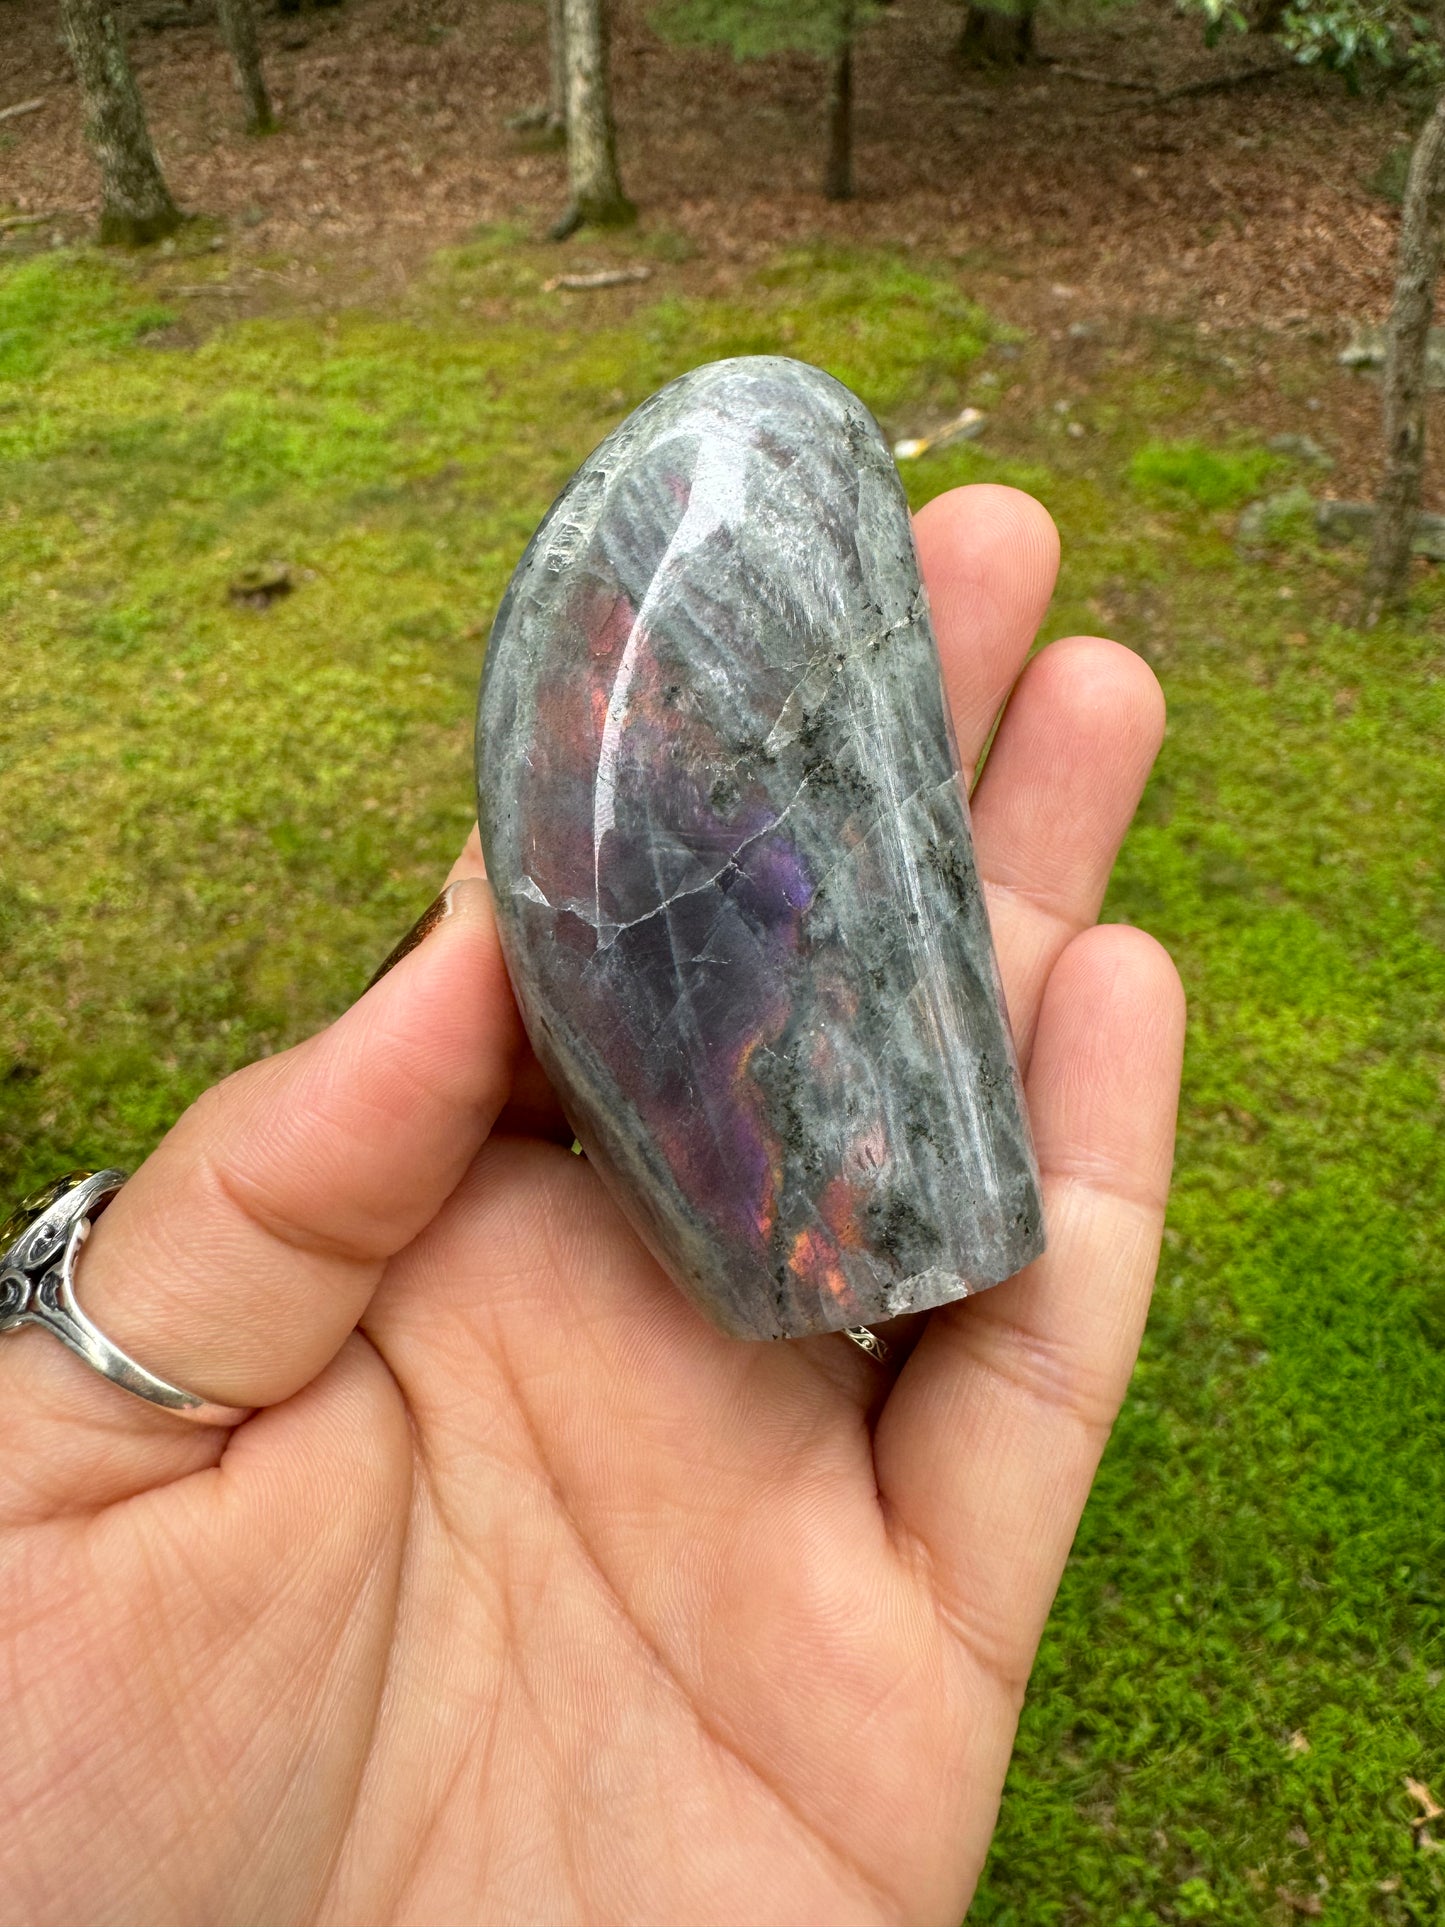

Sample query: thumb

[0,875,521,1509]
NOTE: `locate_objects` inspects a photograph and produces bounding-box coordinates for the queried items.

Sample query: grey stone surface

[1266,434,1333,469]
[1237,490,1445,561]
[477,356,1044,1340]
[1315,497,1445,559]
[1235,487,1317,552]
[1340,324,1445,388]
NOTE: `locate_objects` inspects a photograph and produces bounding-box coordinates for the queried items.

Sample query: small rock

[1338,327,1384,369]
[1236,487,1315,551]
[228,564,294,610]
[1405,509,1445,560]
[1267,433,1333,469]
[1067,320,1100,342]
[1341,323,1445,388]
[1314,499,1376,544]
[1240,492,1445,560]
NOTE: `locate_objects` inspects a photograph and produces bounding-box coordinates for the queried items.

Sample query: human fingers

[445,821,574,1143]
[0,877,522,1519]
[874,924,1185,1701]
[972,635,1165,1069]
[444,819,486,887]
[911,483,1060,776]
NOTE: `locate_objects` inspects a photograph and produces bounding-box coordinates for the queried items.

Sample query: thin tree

[547,0,568,136]
[823,3,854,200]
[59,0,182,245]
[653,0,871,205]
[553,0,633,236]
[956,0,1037,65]
[508,0,567,138]
[1362,92,1445,625]
[216,0,275,135]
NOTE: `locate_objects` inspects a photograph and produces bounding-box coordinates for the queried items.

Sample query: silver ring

[844,1325,891,1364]
[0,1170,251,1427]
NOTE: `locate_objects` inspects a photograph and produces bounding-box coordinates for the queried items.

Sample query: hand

[0,487,1183,1927]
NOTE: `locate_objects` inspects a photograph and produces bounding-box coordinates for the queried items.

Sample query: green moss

[1130,437,1282,512]
[1,242,1441,1925]
[0,253,174,382]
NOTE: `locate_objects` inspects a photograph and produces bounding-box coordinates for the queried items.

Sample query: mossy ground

[1,236,1441,1925]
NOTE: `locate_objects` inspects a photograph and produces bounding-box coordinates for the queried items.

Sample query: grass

[2,236,1442,1925]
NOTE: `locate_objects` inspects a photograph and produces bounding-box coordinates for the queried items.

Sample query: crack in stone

[531,773,816,953]
[762,599,924,758]
[524,765,960,961]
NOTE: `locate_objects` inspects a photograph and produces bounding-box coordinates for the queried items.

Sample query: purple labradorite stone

[477,356,1044,1340]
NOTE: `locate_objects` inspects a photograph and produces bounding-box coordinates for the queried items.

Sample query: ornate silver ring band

[0,1169,251,1427]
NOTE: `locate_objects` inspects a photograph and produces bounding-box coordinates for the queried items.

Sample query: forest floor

[1,0,1441,496]
[2,4,1444,1925]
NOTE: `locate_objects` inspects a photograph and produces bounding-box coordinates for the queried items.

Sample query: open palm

[0,487,1183,1927]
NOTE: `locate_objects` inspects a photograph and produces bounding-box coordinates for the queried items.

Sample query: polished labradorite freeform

[477,356,1044,1339]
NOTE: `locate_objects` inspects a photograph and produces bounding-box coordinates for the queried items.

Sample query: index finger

[912,483,1061,776]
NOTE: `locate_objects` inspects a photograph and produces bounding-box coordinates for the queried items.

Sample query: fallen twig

[0,98,45,125]
[228,564,293,610]
[1152,62,1293,103]
[0,211,53,233]
[1074,61,1293,117]
[543,266,652,292]
[893,407,987,461]
[1045,64,1158,92]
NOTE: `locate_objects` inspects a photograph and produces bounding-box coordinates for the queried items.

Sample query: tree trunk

[1246,0,1291,34]
[1362,94,1445,626]
[823,37,853,202]
[215,0,274,135]
[547,0,567,137]
[59,0,182,245]
[555,0,632,234]
[957,1,1036,66]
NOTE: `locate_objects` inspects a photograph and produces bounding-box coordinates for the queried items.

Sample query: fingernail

[367,880,483,990]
